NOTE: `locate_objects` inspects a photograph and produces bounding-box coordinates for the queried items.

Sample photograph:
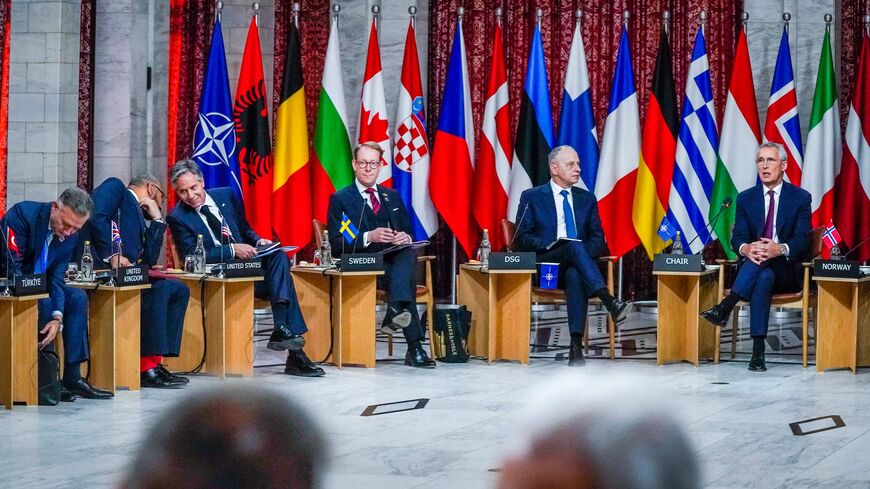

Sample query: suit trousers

[539,242,607,336]
[730,257,801,337]
[38,286,89,364]
[140,278,190,356]
[380,248,423,343]
[254,251,308,335]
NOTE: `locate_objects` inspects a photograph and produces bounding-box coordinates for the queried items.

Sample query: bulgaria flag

[711,27,761,259]
[357,19,392,186]
[311,16,352,224]
[271,19,310,251]
[803,26,841,258]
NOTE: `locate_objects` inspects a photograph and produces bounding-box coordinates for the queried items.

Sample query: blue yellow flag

[339,212,359,244]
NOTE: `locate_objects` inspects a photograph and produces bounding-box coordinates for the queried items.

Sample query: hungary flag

[802,26,840,252]
[311,16,352,223]
[711,27,760,259]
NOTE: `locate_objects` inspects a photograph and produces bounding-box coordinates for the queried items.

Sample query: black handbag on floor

[433,306,472,363]
[38,349,62,406]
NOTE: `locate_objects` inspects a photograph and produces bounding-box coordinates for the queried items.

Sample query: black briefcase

[433,306,472,363]
[38,349,62,406]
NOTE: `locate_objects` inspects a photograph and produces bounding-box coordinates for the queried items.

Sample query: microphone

[844,235,870,260]
[350,193,368,255]
[684,197,732,253]
[509,200,531,252]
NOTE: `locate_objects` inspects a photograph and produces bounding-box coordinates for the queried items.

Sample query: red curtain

[0,0,9,214]
[840,1,870,132]
[428,0,741,300]
[77,0,96,190]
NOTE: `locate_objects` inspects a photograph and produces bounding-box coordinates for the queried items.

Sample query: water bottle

[672,231,684,255]
[80,241,95,282]
[320,230,332,266]
[477,229,492,266]
[193,234,206,273]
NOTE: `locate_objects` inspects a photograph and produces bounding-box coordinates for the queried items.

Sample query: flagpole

[293,2,300,28]
[663,10,669,36]
[409,5,416,29]
[372,4,379,36]
[253,2,260,27]
[783,12,790,34]
[614,10,631,301]
[2,223,10,296]
[449,5,465,305]
[216,0,222,22]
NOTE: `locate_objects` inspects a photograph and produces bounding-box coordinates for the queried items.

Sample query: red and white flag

[822,219,842,250]
[357,20,392,186]
[7,227,18,256]
[835,34,870,261]
[473,21,511,252]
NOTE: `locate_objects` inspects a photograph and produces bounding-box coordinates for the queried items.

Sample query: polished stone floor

[2,308,870,488]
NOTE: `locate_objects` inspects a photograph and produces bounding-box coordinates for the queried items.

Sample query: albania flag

[233,16,272,238]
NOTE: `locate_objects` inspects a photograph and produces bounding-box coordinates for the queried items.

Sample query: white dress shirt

[195,193,229,248]
[356,179,380,247]
[739,181,789,257]
[550,180,576,239]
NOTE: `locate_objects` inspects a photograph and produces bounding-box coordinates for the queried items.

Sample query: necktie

[762,190,775,239]
[35,234,52,274]
[364,188,381,215]
[561,189,578,239]
[200,205,224,242]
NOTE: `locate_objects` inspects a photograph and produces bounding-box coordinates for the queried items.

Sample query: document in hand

[379,240,430,256]
[546,237,583,251]
[255,242,298,258]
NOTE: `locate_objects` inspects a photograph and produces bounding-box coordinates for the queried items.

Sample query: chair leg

[608,316,615,360]
[388,334,393,356]
[730,307,738,359]
[714,325,721,364]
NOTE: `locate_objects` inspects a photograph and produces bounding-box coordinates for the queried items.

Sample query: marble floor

[2,307,870,488]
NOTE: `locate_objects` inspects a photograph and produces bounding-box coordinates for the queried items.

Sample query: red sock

[140,355,162,372]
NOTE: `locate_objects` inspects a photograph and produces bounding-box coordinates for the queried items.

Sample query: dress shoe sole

[267,336,305,352]
[700,311,728,327]
[141,381,185,389]
[68,390,113,400]
[748,364,768,372]
[405,360,436,368]
[284,369,325,377]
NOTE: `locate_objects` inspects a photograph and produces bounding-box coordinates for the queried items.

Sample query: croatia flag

[764,26,803,186]
[429,20,477,257]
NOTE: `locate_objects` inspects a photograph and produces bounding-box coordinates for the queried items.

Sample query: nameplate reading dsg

[341,253,384,272]
[487,252,536,271]
[813,259,861,279]
[13,273,47,295]
[652,253,704,272]
[117,265,149,286]
[215,259,264,278]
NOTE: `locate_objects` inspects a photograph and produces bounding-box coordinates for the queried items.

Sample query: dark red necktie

[762,190,775,239]
[364,188,381,215]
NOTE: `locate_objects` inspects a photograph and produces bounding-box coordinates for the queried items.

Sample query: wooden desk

[0,293,49,409]
[813,275,870,373]
[163,274,263,378]
[68,282,150,392]
[458,264,535,364]
[292,266,384,368]
[653,269,719,366]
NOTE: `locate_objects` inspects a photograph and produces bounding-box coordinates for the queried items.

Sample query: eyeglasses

[355,160,381,170]
[755,157,782,167]
[150,183,167,204]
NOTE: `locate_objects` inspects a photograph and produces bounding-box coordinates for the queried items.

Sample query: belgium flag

[272,20,311,250]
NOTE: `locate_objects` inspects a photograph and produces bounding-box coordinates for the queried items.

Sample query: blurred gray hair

[756,142,787,162]
[120,385,327,489]
[57,187,93,217]
[548,145,576,165]
[129,172,161,188]
[169,159,203,185]
[504,373,700,489]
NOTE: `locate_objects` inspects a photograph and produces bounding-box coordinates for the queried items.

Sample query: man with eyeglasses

[513,145,629,367]
[85,174,192,388]
[700,142,812,372]
[325,142,435,368]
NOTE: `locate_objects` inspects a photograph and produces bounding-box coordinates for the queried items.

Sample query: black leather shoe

[284,350,325,377]
[267,324,305,351]
[748,352,767,372]
[568,338,585,366]
[405,343,436,368]
[60,387,76,402]
[380,305,412,335]
[700,304,730,327]
[63,379,113,399]
[141,368,184,389]
[609,299,630,324]
[156,364,189,385]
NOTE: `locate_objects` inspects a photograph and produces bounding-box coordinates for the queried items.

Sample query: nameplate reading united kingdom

[340,253,384,272]
[13,273,47,295]
[117,265,149,286]
[487,252,536,271]
[652,253,704,272]
[813,259,861,279]
[213,259,264,278]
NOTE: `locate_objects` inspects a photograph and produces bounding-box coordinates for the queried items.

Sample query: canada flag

[357,20,392,186]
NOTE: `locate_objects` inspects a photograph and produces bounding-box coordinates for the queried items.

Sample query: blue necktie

[561,189,578,239]
[34,234,51,274]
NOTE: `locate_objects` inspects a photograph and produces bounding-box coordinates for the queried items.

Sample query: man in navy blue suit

[326,142,435,368]
[701,142,812,371]
[86,174,190,388]
[1,187,112,399]
[166,160,323,377]
[514,145,629,366]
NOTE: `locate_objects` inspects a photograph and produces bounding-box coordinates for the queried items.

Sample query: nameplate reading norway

[341,253,384,272]
[487,252,536,271]
[117,265,149,286]
[652,253,704,272]
[13,273,47,295]
[813,259,861,279]
[215,259,264,278]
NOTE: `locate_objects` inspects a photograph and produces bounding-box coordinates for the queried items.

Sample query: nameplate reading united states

[215,259,264,278]
[813,259,861,279]
[117,265,149,286]
[652,253,704,272]
[340,253,384,272]
[487,252,536,271]
[13,273,47,295]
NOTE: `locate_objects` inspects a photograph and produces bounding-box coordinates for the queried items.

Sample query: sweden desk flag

[340,212,359,244]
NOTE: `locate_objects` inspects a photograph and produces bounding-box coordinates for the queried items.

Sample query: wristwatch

[779,244,788,257]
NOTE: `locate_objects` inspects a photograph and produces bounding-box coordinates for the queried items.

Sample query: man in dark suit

[86,174,190,388]
[1,187,112,399]
[701,142,812,371]
[166,160,323,377]
[326,142,435,368]
[514,145,629,366]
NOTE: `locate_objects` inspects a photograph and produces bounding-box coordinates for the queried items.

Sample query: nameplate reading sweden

[340,253,384,272]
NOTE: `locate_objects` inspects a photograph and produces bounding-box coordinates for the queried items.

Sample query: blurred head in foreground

[120,385,327,489]
[497,373,700,489]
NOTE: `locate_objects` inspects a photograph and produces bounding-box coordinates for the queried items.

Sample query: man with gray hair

[84,174,190,388]
[1,187,113,399]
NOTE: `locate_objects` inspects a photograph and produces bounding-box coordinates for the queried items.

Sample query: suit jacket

[167,187,261,264]
[0,201,79,314]
[731,182,812,263]
[84,177,167,266]
[326,184,412,256]
[514,183,605,257]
